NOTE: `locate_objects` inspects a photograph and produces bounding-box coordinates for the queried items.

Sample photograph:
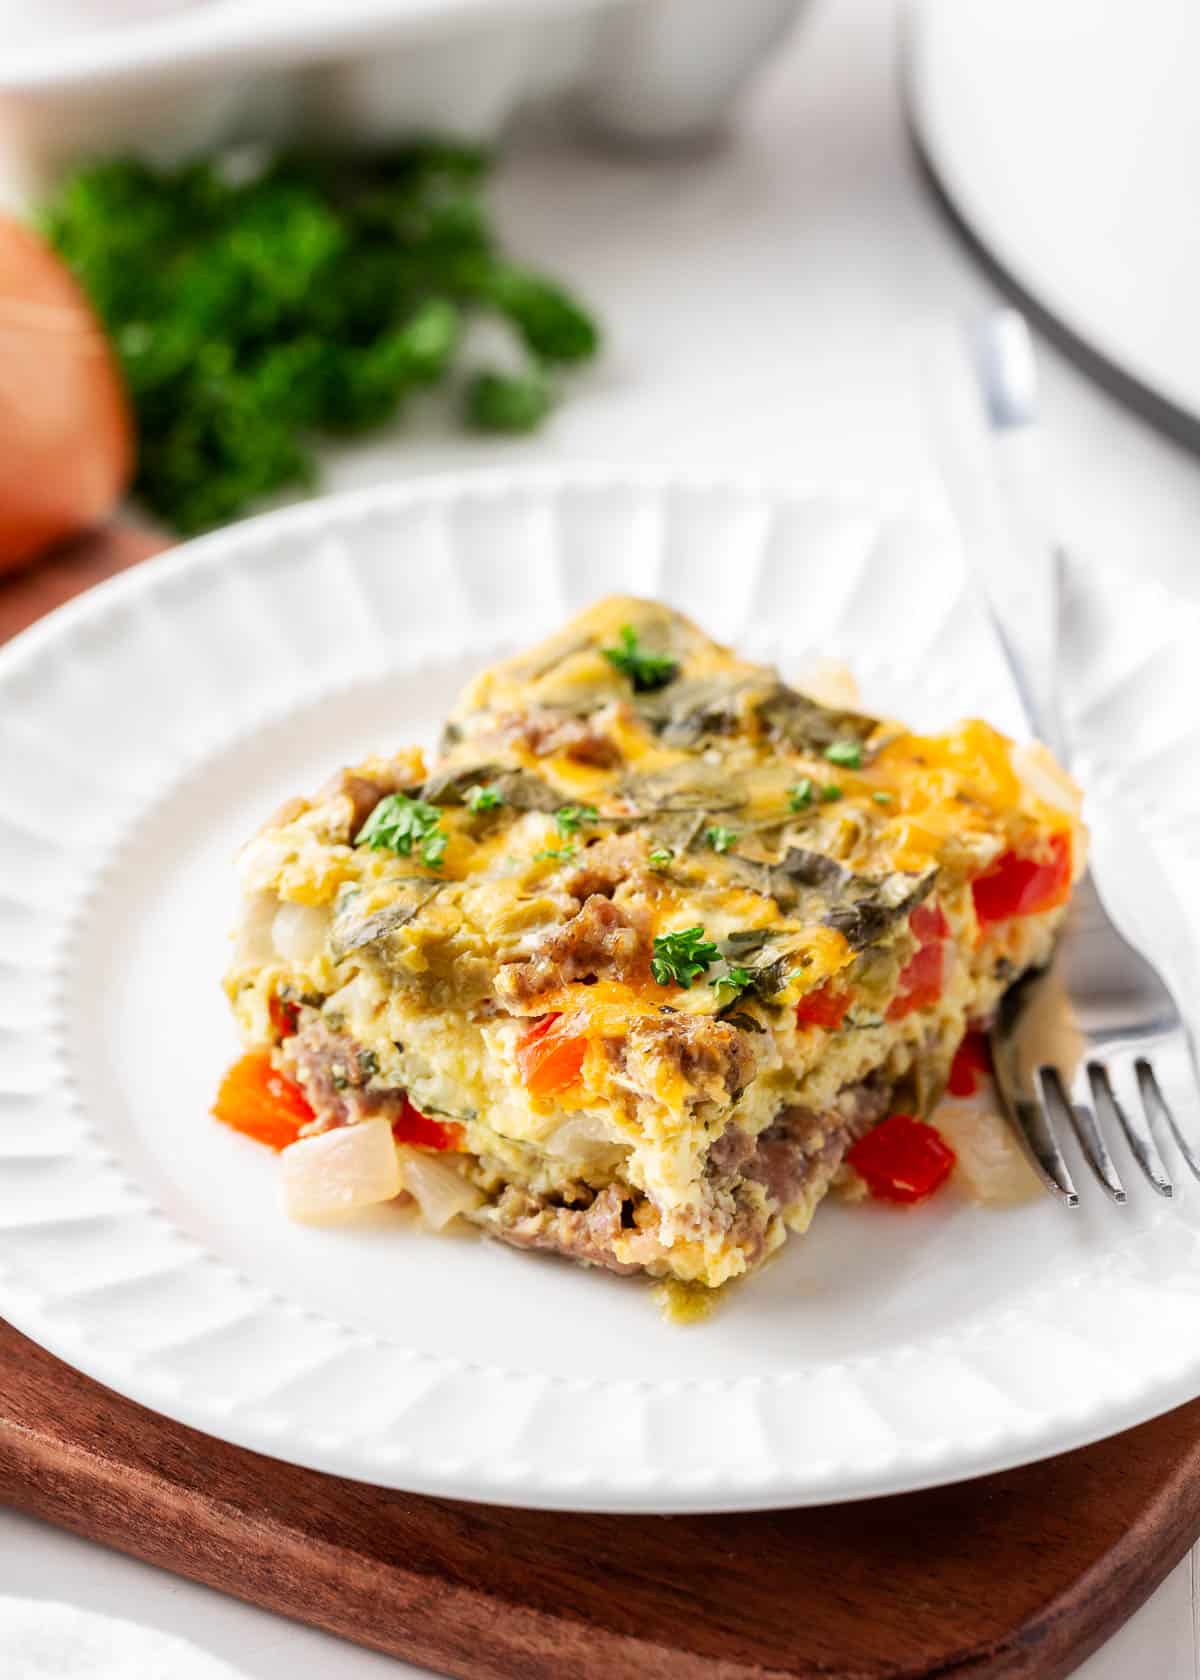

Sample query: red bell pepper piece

[213,1052,314,1151]
[846,1113,956,1204]
[972,833,1072,924]
[948,1029,992,1096]
[795,982,853,1031]
[517,1015,587,1096]
[392,1095,463,1151]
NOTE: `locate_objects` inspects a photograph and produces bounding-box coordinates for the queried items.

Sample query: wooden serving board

[4,525,1200,1680]
[4,1318,1200,1680]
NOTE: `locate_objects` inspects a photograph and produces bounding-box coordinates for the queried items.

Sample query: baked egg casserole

[217,597,1083,1293]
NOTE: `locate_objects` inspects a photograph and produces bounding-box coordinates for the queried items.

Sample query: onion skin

[0,216,134,572]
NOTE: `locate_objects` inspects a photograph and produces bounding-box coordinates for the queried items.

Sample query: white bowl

[0,0,809,205]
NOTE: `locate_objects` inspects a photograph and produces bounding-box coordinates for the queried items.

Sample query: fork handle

[972,323,1068,764]
[923,310,1069,765]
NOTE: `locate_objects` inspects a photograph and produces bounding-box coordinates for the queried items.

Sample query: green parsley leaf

[651,926,722,988]
[480,264,601,364]
[709,964,753,1004]
[648,846,675,870]
[421,829,448,869]
[466,784,504,813]
[821,784,844,803]
[356,794,447,869]
[705,825,738,854]
[535,845,577,864]
[872,790,893,805]
[465,368,552,434]
[824,739,863,769]
[789,777,815,811]
[602,624,679,693]
[555,803,598,837]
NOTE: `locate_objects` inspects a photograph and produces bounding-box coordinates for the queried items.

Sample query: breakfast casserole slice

[217,596,1083,1292]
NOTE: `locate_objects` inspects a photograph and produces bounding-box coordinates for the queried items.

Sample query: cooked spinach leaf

[645,810,707,855]
[767,847,851,899]
[721,929,775,960]
[330,883,444,959]
[616,762,742,816]
[718,1009,767,1034]
[821,871,934,948]
[721,849,935,953]
[755,681,877,756]
[635,676,748,746]
[421,763,561,813]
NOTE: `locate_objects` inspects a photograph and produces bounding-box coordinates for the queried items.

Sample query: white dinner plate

[1,468,1198,1514]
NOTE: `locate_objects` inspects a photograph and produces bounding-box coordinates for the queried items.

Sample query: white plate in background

[0,468,1197,1513]
[909,0,1200,439]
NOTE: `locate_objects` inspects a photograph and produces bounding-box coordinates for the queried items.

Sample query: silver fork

[957,310,1200,1203]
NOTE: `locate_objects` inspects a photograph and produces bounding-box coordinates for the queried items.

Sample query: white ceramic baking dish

[0,0,807,204]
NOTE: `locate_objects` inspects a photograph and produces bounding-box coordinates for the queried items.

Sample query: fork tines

[991,1029,1192,1205]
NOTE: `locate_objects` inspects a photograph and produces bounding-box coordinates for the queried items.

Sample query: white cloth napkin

[0,1597,250,1680]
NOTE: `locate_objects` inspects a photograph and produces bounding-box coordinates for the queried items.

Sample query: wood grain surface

[3,523,1200,1680]
[0,519,170,642]
[4,1320,1200,1680]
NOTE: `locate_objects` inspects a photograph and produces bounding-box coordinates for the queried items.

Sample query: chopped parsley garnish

[555,803,598,836]
[705,825,738,854]
[648,846,675,870]
[421,830,449,868]
[651,926,722,988]
[789,777,815,811]
[356,794,447,869]
[535,845,577,864]
[467,784,504,813]
[872,790,893,805]
[602,624,679,692]
[821,784,844,803]
[710,964,753,1004]
[824,739,863,769]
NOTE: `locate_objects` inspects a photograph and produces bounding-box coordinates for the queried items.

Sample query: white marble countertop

[3,0,1199,1674]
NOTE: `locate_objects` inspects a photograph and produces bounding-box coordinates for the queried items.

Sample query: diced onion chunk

[281,1117,401,1221]
[934,1094,1042,1205]
[396,1145,483,1230]
[272,900,329,963]
[542,1111,621,1164]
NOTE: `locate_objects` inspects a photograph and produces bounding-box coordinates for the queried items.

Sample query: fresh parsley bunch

[41,144,601,533]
